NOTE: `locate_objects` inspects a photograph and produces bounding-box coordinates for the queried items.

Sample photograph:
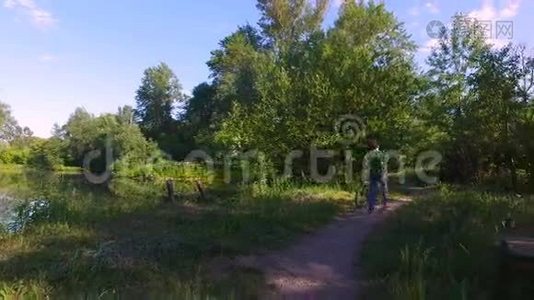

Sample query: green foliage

[135,63,184,133]
[0,170,352,297]
[2,2,534,190]
[256,0,328,50]
[117,105,135,125]
[389,243,430,300]
[134,62,186,158]
[114,157,214,185]
[182,83,218,138]
[5,2,534,297]
[0,102,33,144]
[55,107,160,173]
[27,139,65,171]
[214,2,418,175]
[0,280,51,300]
[0,146,31,165]
[420,16,534,187]
[0,101,36,167]
[362,188,534,299]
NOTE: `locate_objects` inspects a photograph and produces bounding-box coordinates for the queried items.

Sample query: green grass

[361,185,534,299]
[0,172,356,298]
[0,164,25,173]
[0,164,82,175]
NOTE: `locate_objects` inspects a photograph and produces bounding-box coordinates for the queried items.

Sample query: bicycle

[354,182,369,211]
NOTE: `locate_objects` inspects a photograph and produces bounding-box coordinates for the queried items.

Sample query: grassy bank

[361,186,534,299]
[0,171,355,298]
[0,164,82,174]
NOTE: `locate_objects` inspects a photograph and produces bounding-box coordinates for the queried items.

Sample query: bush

[114,154,214,184]
[28,139,64,171]
[0,146,31,165]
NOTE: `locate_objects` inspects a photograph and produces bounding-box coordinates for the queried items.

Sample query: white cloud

[424,1,440,14]
[469,0,523,20]
[408,1,440,18]
[419,38,440,54]
[3,0,57,28]
[469,0,497,20]
[500,0,522,18]
[408,6,420,16]
[468,0,523,47]
[38,53,57,62]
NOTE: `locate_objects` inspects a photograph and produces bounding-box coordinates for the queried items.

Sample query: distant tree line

[1,1,533,191]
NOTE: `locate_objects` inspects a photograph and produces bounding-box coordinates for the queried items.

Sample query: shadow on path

[235,200,408,299]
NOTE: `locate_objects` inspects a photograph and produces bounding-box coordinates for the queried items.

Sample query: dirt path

[236,201,407,299]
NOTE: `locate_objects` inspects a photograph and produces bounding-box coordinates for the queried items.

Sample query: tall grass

[0,170,356,298]
[389,242,431,300]
[114,159,215,185]
[362,186,534,299]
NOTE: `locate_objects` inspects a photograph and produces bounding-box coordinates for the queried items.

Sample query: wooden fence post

[195,180,206,201]
[166,179,175,203]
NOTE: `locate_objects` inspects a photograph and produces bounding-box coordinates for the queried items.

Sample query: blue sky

[1,0,533,137]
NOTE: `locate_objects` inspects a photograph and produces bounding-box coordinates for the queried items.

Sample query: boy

[363,136,388,213]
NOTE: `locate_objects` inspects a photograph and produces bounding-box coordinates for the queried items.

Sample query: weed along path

[236,200,407,299]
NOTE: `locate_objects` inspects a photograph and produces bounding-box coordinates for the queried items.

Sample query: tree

[321,1,418,150]
[256,0,329,50]
[0,101,36,165]
[57,107,159,173]
[512,46,534,190]
[516,106,534,191]
[28,138,65,171]
[0,101,27,144]
[60,107,94,165]
[516,45,534,104]
[117,105,135,125]
[207,25,265,110]
[470,45,523,189]
[180,82,219,148]
[423,15,490,182]
[135,63,184,140]
[215,1,419,177]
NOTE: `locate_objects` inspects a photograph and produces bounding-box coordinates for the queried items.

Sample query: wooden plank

[502,237,534,259]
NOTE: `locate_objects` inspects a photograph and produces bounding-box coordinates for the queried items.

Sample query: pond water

[0,193,18,231]
[0,170,111,233]
[0,169,205,234]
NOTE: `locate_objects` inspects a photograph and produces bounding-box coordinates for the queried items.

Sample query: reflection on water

[0,169,185,235]
[2,199,51,233]
[0,170,107,233]
[0,193,18,232]
[0,195,51,233]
